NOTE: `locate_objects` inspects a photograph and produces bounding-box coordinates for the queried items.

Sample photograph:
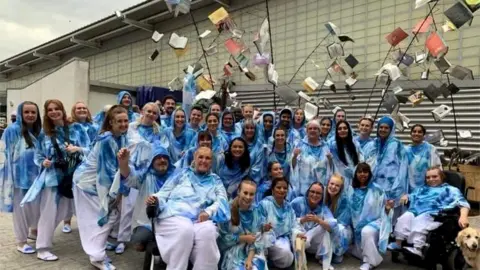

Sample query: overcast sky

[0,0,141,61]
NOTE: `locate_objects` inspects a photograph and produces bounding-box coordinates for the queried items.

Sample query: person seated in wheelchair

[388,166,470,257]
[117,142,175,252]
[145,147,230,270]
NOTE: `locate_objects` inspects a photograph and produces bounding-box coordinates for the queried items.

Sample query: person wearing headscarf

[350,163,394,270]
[354,117,374,150]
[267,127,293,177]
[21,99,88,261]
[117,91,140,123]
[319,117,333,143]
[324,174,352,265]
[160,95,176,128]
[290,120,331,197]
[291,182,337,270]
[405,124,442,191]
[241,119,266,184]
[259,111,275,145]
[219,110,237,145]
[73,105,150,269]
[216,137,251,198]
[270,108,301,147]
[218,178,268,270]
[293,108,306,139]
[363,116,408,222]
[388,167,469,258]
[117,143,175,252]
[146,147,230,270]
[328,121,363,188]
[196,112,228,154]
[129,102,164,145]
[161,108,196,163]
[0,102,42,254]
[258,176,306,269]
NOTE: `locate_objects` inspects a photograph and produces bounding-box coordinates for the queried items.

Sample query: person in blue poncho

[388,166,470,257]
[291,182,337,270]
[187,106,203,131]
[319,117,333,143]
[267,127,293,178]
[257,161,295,204]
[117,91,140,123]
[176,130,213,169]
[259,111,275,145]
[162,108,196,163]
[93,104,113,128]
[328,120,363,188]
[209,102,222,115]
[271,108,301,147]
[257,176,306,269]
[349,162,394,270]
[117,143,175,252]
[234,104,254,135]
[201,112,228,153]
[363,116,408,222]
[146,146,230,270]
[160,95,177,128]
[129,102,164,144]
[354,117,374,150]
[324,174,352,265]
[405,124,442,191]
[291,120,331,197]
[293,108,306,139]
[220,110,237,145]
[241,119,266,184]
[73,105,151,270]
[216,137,251,198]
[0,101,42,254]
[218,178,268,270]
[20,99,88,261]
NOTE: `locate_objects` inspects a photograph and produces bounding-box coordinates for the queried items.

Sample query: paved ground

[2,213,479,270]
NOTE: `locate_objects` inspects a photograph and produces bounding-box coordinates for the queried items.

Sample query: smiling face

[231,139,245,159]
[358,119,373,136]
[174,110,186,128]
[121,94,131,107]
[327,176,343,196]
[426,168,443,187]
[152,156,169,174]
[263,115,274,131]
[222,113,234,129]
[337,122,349,139]
[164,98,176,115]
[111,112,129,134]
[47,102,64,122]
[274,129,286,145]
[207,115,219,133]
[356,168,370,187]
[308,183,324,206]
[378,123,391,140]
[22,104,38,125]
[198,136,212,148]
[272,179,288,202]
[238,182,256,209]
[307,123,320,140]
[411,125,425,144]
[320,119,331,136]
[242,106,254,119]
[270,162,284,179]
[244,124,256,140]
[280,113,291,128]
[194,147,213,173]
[335,111,346,123]
[294,109,304,125]
[210,104,221,114]
[74,102,89,122]
[190,109,202,126]
[142,104,159,125]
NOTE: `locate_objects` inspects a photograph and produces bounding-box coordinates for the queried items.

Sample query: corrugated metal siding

[234,82,480,152]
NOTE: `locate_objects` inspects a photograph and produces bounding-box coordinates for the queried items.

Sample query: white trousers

[267,237,294,269]
[116,189,137,243]
[351,225,383,267]
[64,198,75,221]
[74,186,119,262]
[304,225,328,257]
[394,211,441,248]
[13,188,40,244]
[36,187,70,251]
[154,216,220,270]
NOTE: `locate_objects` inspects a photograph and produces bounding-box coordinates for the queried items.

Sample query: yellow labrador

[456,227,480,269]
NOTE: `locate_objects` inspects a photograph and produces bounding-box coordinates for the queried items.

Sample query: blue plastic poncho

[363,116,408,205]
[293,108,306,139]
[152,167,230,223]
[117,91,140,123]
[267,140,293,179]
[407,183,470,216]
[405,142,442,191]
[319,117,333,143]
[241,122,266,184]
[259,111,276,145]
[354,135,373,151]
[72,121,98,146]
[328,134,364,188]
[128,121,164,145]
[216,153,250,198]
[0,103,42,212]
[219,110,237,145]
[327,186,352,256]
[161,109,196,163]
[269,108,301,147]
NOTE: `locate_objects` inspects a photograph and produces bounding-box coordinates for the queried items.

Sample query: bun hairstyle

[231,177,257,226]
[99,105,128,134]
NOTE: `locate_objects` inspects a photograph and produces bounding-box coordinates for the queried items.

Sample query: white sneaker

[62,224,72,233]
[37,250,58,261]
[90,260,117,270]
[404,246,423,258]
[17,244,35,254]
[359,263,371,270]
[115,243,125,254]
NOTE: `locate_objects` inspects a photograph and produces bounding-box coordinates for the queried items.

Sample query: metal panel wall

[234,81,480,152]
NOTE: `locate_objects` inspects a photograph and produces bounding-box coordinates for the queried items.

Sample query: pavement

[2,213,479,270]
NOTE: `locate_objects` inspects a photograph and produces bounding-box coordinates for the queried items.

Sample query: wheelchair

[390,171,468,270]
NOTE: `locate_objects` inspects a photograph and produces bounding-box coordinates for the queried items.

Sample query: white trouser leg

[13,188,40,244]
[190,220,220,270]
[407,213,442,248]
[64,198,75,221]
[305,225,327,256]
[360,225,383,267]
[74,186,119,262]
[392,205,405,226]
[267,237,294,268]
[394,211,415,240]
[36,187,66,250]
[117,189,137,242]
[155,216,194,270]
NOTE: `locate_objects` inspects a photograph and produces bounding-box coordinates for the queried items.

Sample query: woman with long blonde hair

[129,102,164,144]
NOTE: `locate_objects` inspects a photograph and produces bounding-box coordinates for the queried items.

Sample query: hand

[117,148,130,164]
[240,234,256,245]
[145,196,158,205]
[245,259,253,270]
[296,233,307,240]
[293,148,301,157]
[263,223,272,232]
[459,216,470,229]
[385,200,395,211]
[400,194,409,205]
[197,211,209,223]
[326,152,333,160]
[65,144,80,154]
[43,159,52,168]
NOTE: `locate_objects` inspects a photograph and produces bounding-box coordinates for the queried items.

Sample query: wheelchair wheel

[444,248,466,270]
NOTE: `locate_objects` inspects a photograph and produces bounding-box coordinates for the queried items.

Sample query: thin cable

[190,12,214,91]
[265,0,277,110]
[446,74,460,149]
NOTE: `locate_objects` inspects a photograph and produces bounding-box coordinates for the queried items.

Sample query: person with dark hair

[291,182,336,269]
[329,109,356,140]
[241,119,265,184]
[218,178,268,270]
[271,108,301,146]
[388,166,469,258]
[187,106,203,131]
[209,103,222,115]
[0,102,42,255]
[328,120,362,188]
[267,128,293,177]
[219,110,237,144]
[319,117,332,142]
[163,108,196,163]
[354,117,374,150]
[216,137,251,198]
[10,111,17,123]
[203,112,228,153]
[258,176,305,269]
[73,105,151,269]
[160,95,176,128]
[405,124,441,191]
[177,130,215,170]
[259,111,275,144]
[117,91,140,123]
[350,162,394,270]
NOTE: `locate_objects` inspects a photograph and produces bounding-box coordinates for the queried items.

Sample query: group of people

[0,90,471,270]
